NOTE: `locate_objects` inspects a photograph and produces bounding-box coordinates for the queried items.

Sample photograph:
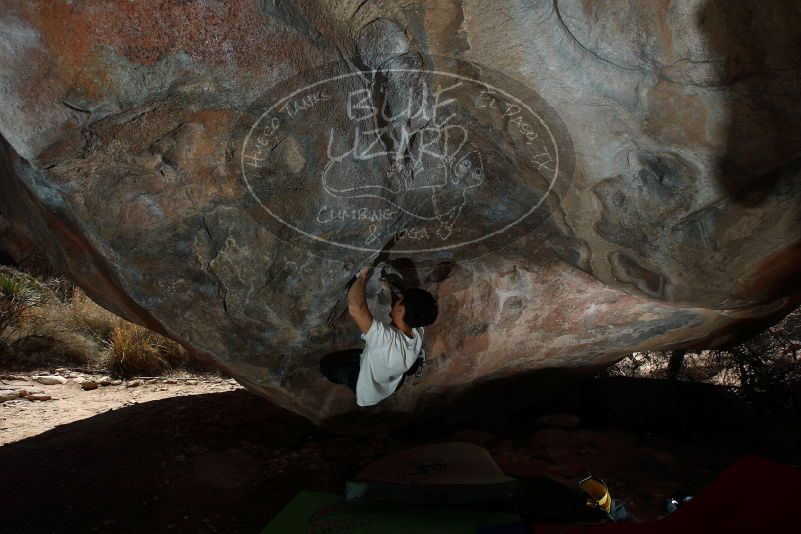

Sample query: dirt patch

[1,371,238,445]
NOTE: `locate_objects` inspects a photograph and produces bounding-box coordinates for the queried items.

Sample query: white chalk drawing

[320,81,485,241]
[237,60,570,258]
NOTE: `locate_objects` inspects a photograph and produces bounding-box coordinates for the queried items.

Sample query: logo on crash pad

[400,456,447,478]
[233,57,574,264]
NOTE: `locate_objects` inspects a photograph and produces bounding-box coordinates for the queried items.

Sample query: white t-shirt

[356,319,424,407]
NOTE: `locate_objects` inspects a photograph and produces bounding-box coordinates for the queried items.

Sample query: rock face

[1,1,800,431]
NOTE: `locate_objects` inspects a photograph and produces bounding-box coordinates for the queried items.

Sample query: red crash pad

[531,455,801,534]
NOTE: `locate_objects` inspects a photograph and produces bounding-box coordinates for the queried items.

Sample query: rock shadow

[0,390,325,533]
[698,0,801,207]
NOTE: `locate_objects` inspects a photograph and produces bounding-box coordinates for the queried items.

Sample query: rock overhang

[0,0,800,431]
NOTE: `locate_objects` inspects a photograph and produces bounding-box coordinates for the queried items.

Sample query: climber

[320,265,438,406]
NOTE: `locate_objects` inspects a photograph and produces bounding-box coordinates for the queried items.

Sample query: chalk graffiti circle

[232,57,574,264]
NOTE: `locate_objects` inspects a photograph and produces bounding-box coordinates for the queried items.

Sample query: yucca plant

[0,268,45,349]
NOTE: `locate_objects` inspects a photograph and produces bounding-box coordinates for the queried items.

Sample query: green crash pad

[262,491,525,533]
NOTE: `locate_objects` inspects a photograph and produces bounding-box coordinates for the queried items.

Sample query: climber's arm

[348,266,373,334]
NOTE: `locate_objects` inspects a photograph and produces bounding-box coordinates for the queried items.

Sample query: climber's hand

[378,277,393,303]
[357,265,373,279]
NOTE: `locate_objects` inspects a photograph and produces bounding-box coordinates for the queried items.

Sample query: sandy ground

[1,371,792,533]
[1,372,240,445]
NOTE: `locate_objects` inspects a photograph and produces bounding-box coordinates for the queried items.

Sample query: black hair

[401,288,438,328]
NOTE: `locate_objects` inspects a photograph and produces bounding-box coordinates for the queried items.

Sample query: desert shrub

[607,351,667,378]
[709,307,801,414]
[609,306,801,415]
[103,321,190,377]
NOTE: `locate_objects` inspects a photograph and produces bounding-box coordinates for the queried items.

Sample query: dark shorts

[319,349,361,392]
[320,348,425,393]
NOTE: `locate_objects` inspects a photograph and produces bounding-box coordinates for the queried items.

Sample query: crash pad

[261,491,526,533]
[346,441,520,505]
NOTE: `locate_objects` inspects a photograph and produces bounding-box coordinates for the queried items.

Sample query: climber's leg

[319,349,361,392]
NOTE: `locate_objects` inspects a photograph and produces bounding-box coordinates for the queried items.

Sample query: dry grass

[0,266,214,378]
[66,289,122,341]
[2,299,98,369]
[104,321,190,376]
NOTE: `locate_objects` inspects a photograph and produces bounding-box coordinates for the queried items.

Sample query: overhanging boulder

[1,0,800,431]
